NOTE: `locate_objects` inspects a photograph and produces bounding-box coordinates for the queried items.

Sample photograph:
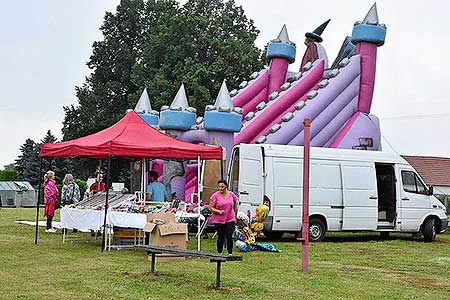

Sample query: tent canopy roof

[40,111,222,160]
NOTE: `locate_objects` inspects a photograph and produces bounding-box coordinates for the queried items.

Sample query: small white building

[0,181,36,207]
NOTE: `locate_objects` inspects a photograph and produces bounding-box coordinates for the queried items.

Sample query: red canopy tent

[35,111,223,250]
[40,111,222,159]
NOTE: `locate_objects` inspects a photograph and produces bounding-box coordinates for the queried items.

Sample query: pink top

[44,179,59,204]
[209,191,238,224]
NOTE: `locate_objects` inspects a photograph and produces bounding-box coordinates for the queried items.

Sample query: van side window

[401,171,427,195]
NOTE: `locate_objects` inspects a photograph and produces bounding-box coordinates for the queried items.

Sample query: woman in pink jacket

[44,171,59,233]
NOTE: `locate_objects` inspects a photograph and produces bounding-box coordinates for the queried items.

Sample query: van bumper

[440,218,449,233]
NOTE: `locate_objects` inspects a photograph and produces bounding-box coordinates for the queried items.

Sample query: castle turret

[266,25,296,95]
[159,84,197,130]
[351,3,386,113]
[134,88,159,126]
[204,80,242,132]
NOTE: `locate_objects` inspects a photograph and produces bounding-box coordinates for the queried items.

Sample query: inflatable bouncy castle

[133,4,387,202]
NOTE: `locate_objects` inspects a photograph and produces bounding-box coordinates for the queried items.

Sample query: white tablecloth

[107,210,147,229]
[60,208,203,230]
[60,208,104,231]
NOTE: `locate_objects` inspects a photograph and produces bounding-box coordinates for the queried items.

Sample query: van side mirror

[427,185,434,196]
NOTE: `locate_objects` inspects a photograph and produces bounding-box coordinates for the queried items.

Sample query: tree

[41,130,57,144]
[61,0,263,183]
[14,139,40,186]
[62,0,176,141]
[3,163,15,170]
[38,130,61,178]
[132,0,264,113]
[62,0,262,139]
[0,169,18,181]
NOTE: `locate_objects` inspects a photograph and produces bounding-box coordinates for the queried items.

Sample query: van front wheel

[422,219,437,242]
[309,218,326,242]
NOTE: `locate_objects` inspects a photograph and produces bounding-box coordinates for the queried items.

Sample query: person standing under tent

[89,173,106,195]
[209,180,238,255]
[61,174,81,206]
[44,171,59,233]
[146,171,166,202]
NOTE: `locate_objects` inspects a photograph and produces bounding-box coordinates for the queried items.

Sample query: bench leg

[151,253,156,273]
[216,261,221,288]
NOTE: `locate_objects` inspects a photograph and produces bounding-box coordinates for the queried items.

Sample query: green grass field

[1,208,449,300]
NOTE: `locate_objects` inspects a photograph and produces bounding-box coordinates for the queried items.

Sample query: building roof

[402,156,450,187]
[0,181,34,191]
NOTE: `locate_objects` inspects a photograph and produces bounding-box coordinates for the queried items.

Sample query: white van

[227,144,448,242]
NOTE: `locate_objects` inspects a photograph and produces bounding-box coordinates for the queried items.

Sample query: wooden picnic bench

[134,245,243,287]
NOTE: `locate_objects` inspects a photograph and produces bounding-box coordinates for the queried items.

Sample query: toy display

[234,205,282,253]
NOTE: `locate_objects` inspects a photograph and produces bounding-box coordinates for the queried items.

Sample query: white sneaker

[49,228,57,233]
[45,229,51,233]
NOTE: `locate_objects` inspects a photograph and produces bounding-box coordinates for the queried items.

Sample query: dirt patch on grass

[393,273,450,291]
[206,283,243,292]
[122,270,205,287]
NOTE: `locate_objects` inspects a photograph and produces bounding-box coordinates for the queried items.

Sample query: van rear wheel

[422,219,437,242]
[309,218,326,242]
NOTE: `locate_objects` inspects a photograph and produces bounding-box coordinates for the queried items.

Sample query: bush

[75,179,88,199]
[0,169,18,181]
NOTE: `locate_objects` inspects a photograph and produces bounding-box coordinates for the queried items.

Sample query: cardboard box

[378,211,387,220]
[143,213,188,261]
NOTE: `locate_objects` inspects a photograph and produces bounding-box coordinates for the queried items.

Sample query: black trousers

[215,221,235,254]
[46,216,53,229]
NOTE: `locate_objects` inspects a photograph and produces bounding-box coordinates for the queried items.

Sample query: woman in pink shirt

[209,180,238,255]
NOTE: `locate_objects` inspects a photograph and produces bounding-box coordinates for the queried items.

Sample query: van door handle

[239,191,249,195]
[369,196,377,200]
[401,197,410,201]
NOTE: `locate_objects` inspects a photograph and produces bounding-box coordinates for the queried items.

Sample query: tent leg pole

[141,158,146,203]
[101,155,112,253]
[34,157,43,244]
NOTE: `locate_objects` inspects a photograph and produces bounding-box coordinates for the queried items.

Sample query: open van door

[238,144,264,207]
[342,162,378,230]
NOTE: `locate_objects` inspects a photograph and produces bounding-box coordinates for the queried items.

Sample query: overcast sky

[1,0,450,168]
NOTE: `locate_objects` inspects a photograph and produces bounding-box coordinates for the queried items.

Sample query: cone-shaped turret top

[267,24,296,63]
[305,19,330,43]
[213,81,234,110]
[362,3,379,25]
[277,24,290,43]
[134,88,152,113]
[271,24,295,45]
[170,84,189,109]
[352,2,386,46]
